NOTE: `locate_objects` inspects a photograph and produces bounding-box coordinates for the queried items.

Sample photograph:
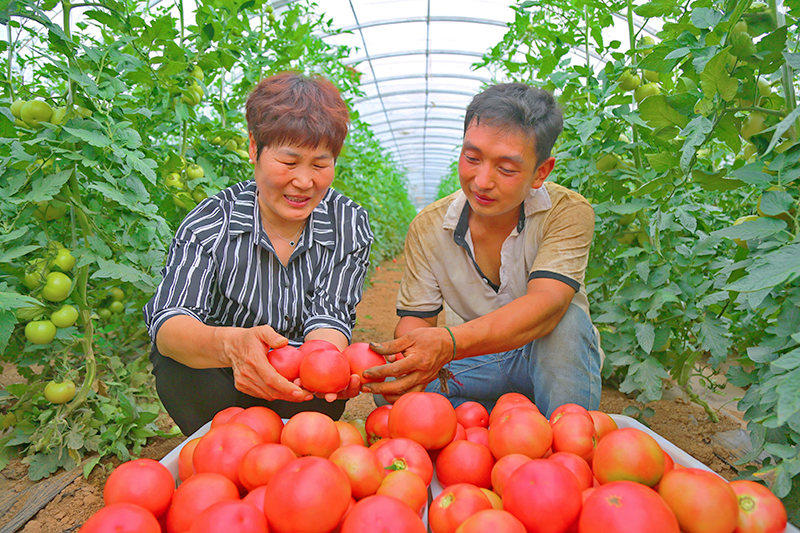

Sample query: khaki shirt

[397,182,594,325]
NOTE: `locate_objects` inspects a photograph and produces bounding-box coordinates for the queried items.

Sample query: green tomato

[173,191,195,210]
[740,111,767,140]
[10,99,26,119]
[186,164,205,179]
[109,300,124,314]
[731,31,757,59]
[44,380,76,404]
[20,100,53,127]
[181,89,201,106]
[192,188,209,203]
[643,70,660,83]
[211,136,223,145]
[634,83,661,103]
[109,287,125,301]
[235,149,251,160]
[98,308,112,320]
[190,65,204,81]
[224,139,239,151]
[25,320,57,344]
[49,248,76,272]
[33,200,68,221]
[41,272,72,302]
[165,172,184,189]
[733,214,760,248]
[618,70,641,92]
[23,271,43,290]
[75,106,93,118]
[596,154,619,172]
[731,20,748,36]
[51,304,79,328]
[50,106,67,126]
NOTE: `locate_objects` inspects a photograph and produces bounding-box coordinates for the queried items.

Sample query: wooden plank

[0,463,84,533]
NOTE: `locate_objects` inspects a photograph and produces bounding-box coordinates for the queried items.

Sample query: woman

[143,72,373,435]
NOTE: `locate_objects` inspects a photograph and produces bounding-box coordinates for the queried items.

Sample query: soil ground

[1,255,757,533]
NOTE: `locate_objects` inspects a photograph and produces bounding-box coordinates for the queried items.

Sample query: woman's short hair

[464,83,563,166]
[246,72,350,159]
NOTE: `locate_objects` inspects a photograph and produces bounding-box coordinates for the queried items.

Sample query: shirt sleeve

[142,211,219,345]
[395,213,444,318]
[528,194,595,292]
[305,207,373,341]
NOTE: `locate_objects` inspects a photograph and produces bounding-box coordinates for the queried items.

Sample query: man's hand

[222,325,314,403]
[362,327,455,402]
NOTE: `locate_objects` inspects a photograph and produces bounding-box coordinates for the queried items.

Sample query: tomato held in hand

[298,348,350,393]
[342,343,386,383]
[25,320,57,345]
[44,380,76,404]
[268,345,304,381]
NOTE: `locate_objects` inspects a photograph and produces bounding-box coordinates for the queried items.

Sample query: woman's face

[249,135,336,228]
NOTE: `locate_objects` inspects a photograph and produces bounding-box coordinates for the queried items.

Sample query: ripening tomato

[268,345,305,381]
[579,480,680,533]
[365,405,392,445]
[490,453,531,497]
[588,411,617,441]
[455,509,526,533]
[299,339,340,355]
[329,444,386,500]
[549,403,592,424]
[551,412,597,463]
[280,410,340,458]
[435,439,494,488]
[658,468,739,533]
[242,485,268,514]
[662,450,675,474]
[299,348,351,393]
[465,426,489,448]
[211,406,244,427]
[480,488,503,510]
[489,393,537,426]
[548,451,594,492]
[342,342,387,383]
[728,479,788,533]
[165,473,240,533]
[178,437,201,482]
[228,406,284,443]
[188,500,268,533]
[263,456,352,533]
[388,391,458,450]
[455,401,490,429]
[488,407,552,460]
[375,470,428,517]
[340,494,427,533]
[80,503,161,533]
[103,458,175,517]
[336,420,367,446]
[373,437,434,486]
[237,443,297,492]
[429,483,493,533]
[192,422,263,489]
[592,428,665,487]
[502,459,582,533]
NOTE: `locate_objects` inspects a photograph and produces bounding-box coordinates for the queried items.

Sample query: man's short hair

[246,72,350,159]
[464,83,564,166]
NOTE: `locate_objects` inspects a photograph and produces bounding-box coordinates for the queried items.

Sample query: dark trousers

[150,347,346,436]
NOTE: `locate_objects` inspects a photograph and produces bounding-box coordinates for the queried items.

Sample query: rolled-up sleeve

[305,208,373,340]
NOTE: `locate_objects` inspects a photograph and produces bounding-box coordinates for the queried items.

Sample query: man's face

[458,120,553,221]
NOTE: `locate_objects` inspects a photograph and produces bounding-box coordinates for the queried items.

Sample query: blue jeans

[424,304,602,419]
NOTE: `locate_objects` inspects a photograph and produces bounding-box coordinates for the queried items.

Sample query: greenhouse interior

[1,0,799,531]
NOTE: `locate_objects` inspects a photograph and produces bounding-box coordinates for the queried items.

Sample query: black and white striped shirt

[143,180,373,349]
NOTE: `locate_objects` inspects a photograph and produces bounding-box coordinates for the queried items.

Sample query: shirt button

[284,315,289,321]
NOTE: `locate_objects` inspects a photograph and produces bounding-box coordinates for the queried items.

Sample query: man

[363,83,601,418]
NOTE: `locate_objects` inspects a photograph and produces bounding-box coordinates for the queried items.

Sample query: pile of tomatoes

[80,388,789,533]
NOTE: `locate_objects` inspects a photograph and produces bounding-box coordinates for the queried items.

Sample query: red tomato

[592,427,665,487]
[280,410,340,458]
[579,480,680,533]
[179,437,201,482]
[658,468,739,533]
[375,470,428,517]
[267,345,305,381]
[79,503,160,533]
[465,426,489,448]
[237,442,297,492]
[435,439,494,488]
[429,483,493,533]
[549,403,592,424]
[242,485,268,513]
[299,348,351,393]
[663,449,675,474]
[103,458,174,517]
[455,401,490,429]
[329,444,386,500]
[388,391,458,450]
[211,406,244,427]
[548,451,594,492]
[342,342,387,383]
[340,494,427,533]
[373,436,434,486]
[502,459,582,533]
[490,453,531,497]
[192,422,263,489]
[165,473,240,533]
[299,339,340,355]
[188,500,268,533]
[729,479,788,533]
[365,405,392,444]
[489,393,537,426]
[453,422,466,442]
[488,406,552,459]
[228,406,284,443]
[551,412,598,463]
[588,410,617,440]
[336,420,367,446]
[264,456,351,533]
[455,509,526,533]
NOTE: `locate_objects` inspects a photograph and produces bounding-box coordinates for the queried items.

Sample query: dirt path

[3,254,748,533]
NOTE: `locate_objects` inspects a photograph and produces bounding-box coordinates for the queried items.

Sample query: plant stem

[626,0,643,169]
[768,0,798,140]
[7,23,14,102]
[683,382,720,422]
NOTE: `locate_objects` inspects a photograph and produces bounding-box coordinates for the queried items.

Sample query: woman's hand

[220,325,314,403]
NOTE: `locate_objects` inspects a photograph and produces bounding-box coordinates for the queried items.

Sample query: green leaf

[776,368,800,426]
[764,105,800,156]
[698,316,729,362]
[63,126,112,148]
[0,245,39,263]
[692,168,745,192]
[700,49,738,102]
[638,95,689,129]
[726,244,800,292]
[91,259,158,290]
[785,52,800,70]
[25,451,61,480]
[82,456,102,478]
[0,310,16,354]
[634,0,680,18]
[0,289,43,312]
[635,322,655,353]
[772,348,800,373]
[691,7,723,29]
[645,152,680,173]
[759,189,794,217]
[23,170,71,203]
[712,217,785,241]
[124,152,157,185]
[680,117,714,172]
[619,357,669,403]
